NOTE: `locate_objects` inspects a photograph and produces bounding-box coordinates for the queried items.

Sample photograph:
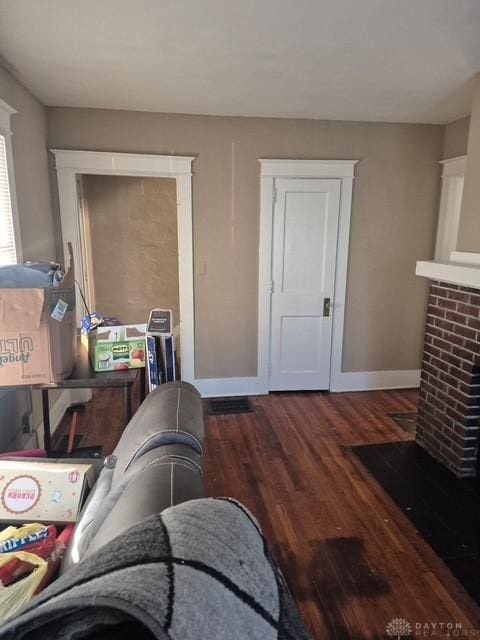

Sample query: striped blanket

[0,498,311,640]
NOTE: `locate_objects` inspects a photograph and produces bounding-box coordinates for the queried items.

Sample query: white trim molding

[416,259,480,289]
[259,159,357,178]
[0,98,17,118]
[51,149,194,177]
[194,377,265,398]
[330,369,421,393]
[51,149,196,383]
[194,369,421,398]
[440,155,467,177]
[0,97,22,263]
[257,158,358,394]
[450,251,480,266]
[434,155,466,262]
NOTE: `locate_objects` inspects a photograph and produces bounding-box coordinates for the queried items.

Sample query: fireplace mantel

[416,252,480,289]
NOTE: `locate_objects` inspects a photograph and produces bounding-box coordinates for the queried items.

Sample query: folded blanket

[0,498,311,640]
[0,262,63,288]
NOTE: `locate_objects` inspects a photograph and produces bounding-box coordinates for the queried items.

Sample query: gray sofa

[2,380,313,639]
[61,380,205,572]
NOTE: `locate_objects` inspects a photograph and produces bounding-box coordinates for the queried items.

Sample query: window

[0,98,20,266]
[0,133,17,264]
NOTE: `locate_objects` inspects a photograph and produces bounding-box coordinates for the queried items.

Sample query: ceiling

[1,0,480,124]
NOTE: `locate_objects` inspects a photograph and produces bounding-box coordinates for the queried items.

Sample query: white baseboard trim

[194,376,267,398]
[35,389,92,448]
[193,369,421,398]
[330,369,421,393]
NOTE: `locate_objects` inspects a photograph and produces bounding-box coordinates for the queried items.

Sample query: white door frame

[51,149,196,383]
[258,159,358,393]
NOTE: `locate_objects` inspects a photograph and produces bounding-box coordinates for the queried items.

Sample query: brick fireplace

[416,280,480,478]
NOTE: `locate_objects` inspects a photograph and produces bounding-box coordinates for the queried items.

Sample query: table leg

[140,367,146,402]
[42,389,52,455]
[124,386,132,428]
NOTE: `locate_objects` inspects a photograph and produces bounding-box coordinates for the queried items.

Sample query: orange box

[0,245,76,386]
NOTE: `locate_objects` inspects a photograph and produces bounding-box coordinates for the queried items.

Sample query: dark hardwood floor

[55,385,480,639]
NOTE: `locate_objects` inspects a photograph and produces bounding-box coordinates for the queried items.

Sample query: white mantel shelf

[416,253,480,289]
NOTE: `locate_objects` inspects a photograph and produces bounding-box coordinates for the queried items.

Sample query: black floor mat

[352,440,480,604]
[388,411,417,434]
[208,397,253,415]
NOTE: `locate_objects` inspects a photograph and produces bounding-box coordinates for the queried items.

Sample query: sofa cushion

[60,465,114,574]
[71,444,204,562]
[111,382,203,486]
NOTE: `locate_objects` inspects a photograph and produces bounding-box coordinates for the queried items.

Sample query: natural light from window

[0,133,17,265]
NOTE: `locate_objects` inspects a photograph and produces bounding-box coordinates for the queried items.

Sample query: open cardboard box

[0,244,77,386]
[82,323,146,372]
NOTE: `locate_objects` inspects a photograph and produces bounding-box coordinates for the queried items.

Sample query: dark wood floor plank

[204,391,480,638]
[54,385,480,638]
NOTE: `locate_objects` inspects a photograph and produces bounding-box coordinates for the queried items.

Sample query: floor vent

[388,412,417,434]
[208,397,253,415]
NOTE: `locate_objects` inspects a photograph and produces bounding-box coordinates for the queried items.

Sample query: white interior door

[269,178,341,390]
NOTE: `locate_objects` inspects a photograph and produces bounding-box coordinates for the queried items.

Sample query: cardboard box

[0,459,94,524]
[0,245,76,386]
[83,323,146,372]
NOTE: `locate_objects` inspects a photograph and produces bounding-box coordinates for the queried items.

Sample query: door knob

[323,298,331,317]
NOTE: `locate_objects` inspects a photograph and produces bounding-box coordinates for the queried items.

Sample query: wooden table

[0,344,146,455]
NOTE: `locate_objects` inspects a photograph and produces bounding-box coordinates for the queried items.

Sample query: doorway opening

[52,150,195,382]
[79,174,180,340]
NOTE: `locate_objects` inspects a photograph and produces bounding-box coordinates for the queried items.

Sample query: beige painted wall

[457,77,480,253]
[442,117,470,160]
[83,175,179,326]
[47,108,443,378]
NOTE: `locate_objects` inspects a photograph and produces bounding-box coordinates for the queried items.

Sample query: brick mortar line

[425,327,480,345]
[429,294,480,306]
[421,365,480,386]
[426,318,480,334]
[425,323,479,341]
